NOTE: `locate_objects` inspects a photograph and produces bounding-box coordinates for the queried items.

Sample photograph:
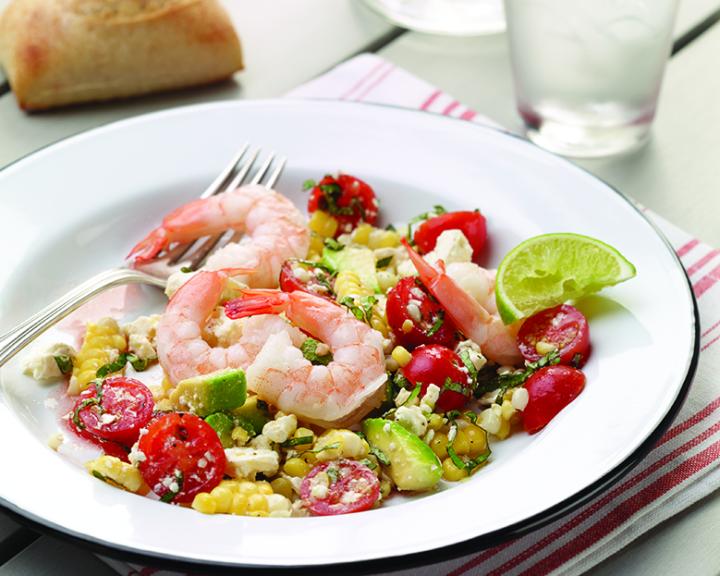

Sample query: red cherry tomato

[413,211,487,264]
[307,174,379,236]
[522,365,586,434]
[67,419,131,462]
[386,277,457,349]
[279,259,335,300]
[517,305,590,367]
[402,344,471,412]
[70,376,154,446]
[300,459,380,516]
[138,413,226,504]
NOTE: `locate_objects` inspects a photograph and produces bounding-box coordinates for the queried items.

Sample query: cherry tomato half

[522,365,586,434]
[307,174,379,236]
[402,344,471,412]
[386,277,457,349]
[279,259,335,300]
[413,211,487,264]
[300,459,380,516]
[517,304,590,367]
[138,413,226,504]
[70,376,154,447]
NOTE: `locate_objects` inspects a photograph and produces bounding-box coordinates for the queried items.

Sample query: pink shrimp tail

[225,289,289,319]
[402,238,440,284]
[127,228,169,264]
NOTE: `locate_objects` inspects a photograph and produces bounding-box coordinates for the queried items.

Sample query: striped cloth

[106,54,720,576]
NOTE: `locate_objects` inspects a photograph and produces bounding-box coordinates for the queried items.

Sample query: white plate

[0,100,698,572]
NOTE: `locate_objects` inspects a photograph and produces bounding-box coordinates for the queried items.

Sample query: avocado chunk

[363,418,442,491]
[232,395,270,436]
[204,412,235,448]
[322,245,379,293]
[169,368,246,417]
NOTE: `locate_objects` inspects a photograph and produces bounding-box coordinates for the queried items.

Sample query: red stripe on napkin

[677,238,700,257]
[693,263,720,297]
[686,249,720,277]
[420,89,443,111]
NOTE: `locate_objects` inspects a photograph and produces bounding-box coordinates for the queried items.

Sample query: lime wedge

[495,233,636,324]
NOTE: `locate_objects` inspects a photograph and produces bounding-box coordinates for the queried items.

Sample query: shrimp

[156,270,306,385]
[402,240,523,366]
[224,290,387,429]
[128,184,309,288]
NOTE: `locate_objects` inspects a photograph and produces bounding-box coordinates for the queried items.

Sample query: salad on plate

[22,173,636,518]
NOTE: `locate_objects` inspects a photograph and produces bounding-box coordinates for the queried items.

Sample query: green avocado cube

[170,368,246,417]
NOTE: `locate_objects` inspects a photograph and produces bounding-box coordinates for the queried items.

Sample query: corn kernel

[237,480,259,495]
[85,455,144,493]
[478,407,501,435]
[283,457,311,477]
[452,430,471,455]
[256,481,273,495]
[430,432,449,460]
[535,340,558,356]
[231,426,250,446]
[308,233,325,258]
[247,510,269,517]
[442,458,469,481]
[368,229,401,249]
[293,427,315,447]
[391,346,412,368]
[192,493,217,514]
[496,417,512,440]
[501,400,516,421]
[401,319,414,333]
[301,451,318,465]
[465,425,489,457]
[248,494,269,513]
[352,223,373,245]
[428,414,445,431]
[315,429,369,461]
[270,477,294,500]
[309,210,338,238]
[219,480,240,492]
[380,477,393,499]
[511,387,529,411]
[230,493,249,515]
[210,486,233,513]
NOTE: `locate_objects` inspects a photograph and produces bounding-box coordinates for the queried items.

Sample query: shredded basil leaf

[92,470,107,482]
[326,466,340,484]
[426,310,445,337]
[385,224,396,232]
[53,355,73,375]
[464,411,478,424]
[96,355,128,379]
[445,409,461,422]
[180,266,193,273]
[160,471,183,503]
[324,238,345,252]
[402,383,422,406]
[359,457,377,470]
[281,435,314,448]
[459,349,478,382]
[302,179,317,191]
[340,295,377,324]
[301,442,341,455]
[443,377,470,397]
[376,255,393,269]
[447,445,466,470]
[301,338,333,366]
[369,446,390,466]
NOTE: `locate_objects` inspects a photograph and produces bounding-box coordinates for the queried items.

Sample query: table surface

[1,1,720,574]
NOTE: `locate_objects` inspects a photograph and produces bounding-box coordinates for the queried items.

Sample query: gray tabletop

[1,1,720,574]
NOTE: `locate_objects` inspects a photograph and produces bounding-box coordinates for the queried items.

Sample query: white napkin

[106,54,720,576]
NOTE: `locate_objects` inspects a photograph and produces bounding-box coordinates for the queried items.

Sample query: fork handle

[0,267,165,368]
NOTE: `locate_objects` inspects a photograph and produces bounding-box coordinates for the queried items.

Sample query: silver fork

[0,146,286,367]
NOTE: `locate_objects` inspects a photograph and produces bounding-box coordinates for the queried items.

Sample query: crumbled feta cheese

[419,383,441,412]
[309,472,330,499]
[406,302,422,323]
[394,387,413,407]
[455,339,487,371]
[249,434,273,451]
[398,230,473,276]
[23,343,76,381]
[394,405,428,437]
[122,315,161,361]
[47,433,64,451]
[128,443,147,465]
[225,447,280,480]
[262,414,297,444]
[100,413,119,426]
[204,309,244,348]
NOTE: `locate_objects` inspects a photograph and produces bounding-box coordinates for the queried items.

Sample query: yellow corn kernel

[430,432,449,460]
[368,229,401,249]
[248,494,269,513]
[230,493,249,515]
[256,481,273,495]
[69,318,127,394]
[334,270,373,300]
[370,314,390,337]
[307,233,325,259]
[501,400,516,421]
[231,426,250,446]
[464,424,489,457]
[219,480,240,492]
[496,417,512,440]
[352,223,373,245]
[85,455,144,493]
[315,429,369,461]
[442,457,469,481]
[379,475,394,499]
[290,427,315,450]
[451,430,471,456]
[309,210,338,238]
[192,493,217,514]
[391,346,412,368]
[428,414,445,431]
[247,510,269,517]
[401,319,414,333]
[283,457,311,477]
[301,450,318,465]
[237,480,259,495]
[210,486,234,514]
[535,340,558,356]
[270,477,294,500]
[377,270,399,293]
[364,454,382,477]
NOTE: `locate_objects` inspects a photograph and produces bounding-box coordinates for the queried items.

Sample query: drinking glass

[504,0,679,157]
[364,0,505,36]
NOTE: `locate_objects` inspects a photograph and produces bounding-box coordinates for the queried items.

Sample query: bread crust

[0,0,244,110]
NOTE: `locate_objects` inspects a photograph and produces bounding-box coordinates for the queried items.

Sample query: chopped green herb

[281,435,314,448]
[464,411,478,424]
[96,352,150,379]
[369,446,390,466]
[571,353,583,368]
[128,354,150,372]
[71,380,104,429]
[442,377,470,397]
[376,255,393,269]
[447,445,466,470]
[160,471,184,503]
[385,224,397,232]
[340,295,377,324]
[302,442,341,455]
[459,349,478,382]
[426,311,445,337]
[401,383,422,406]
[180,266,193,273]
[359,457,377,470]
[327,466,340,484]
[324,238,345,252]
[302,179,317,191]
[53,355,73,375]
[301,338,333,366]
[445,410,461,422]
[91,470,107,482]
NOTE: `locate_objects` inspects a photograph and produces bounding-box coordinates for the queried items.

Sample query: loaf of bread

[0,0,244,110]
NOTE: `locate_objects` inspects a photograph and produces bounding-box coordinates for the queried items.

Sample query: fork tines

[163,145,287,269]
